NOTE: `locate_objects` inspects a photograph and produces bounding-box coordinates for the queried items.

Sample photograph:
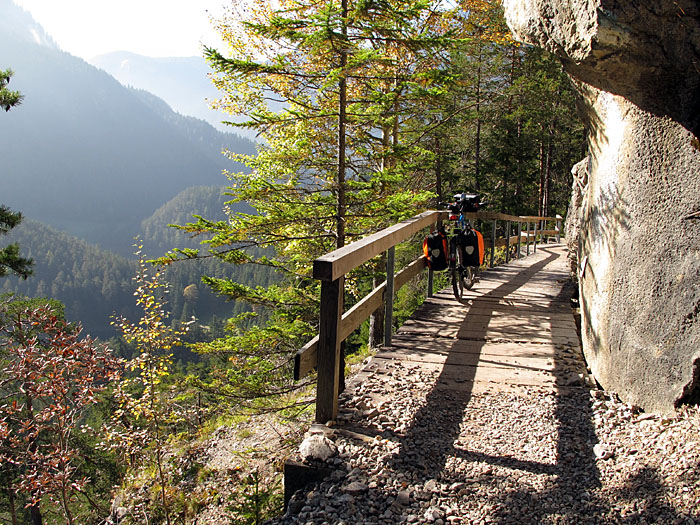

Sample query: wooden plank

[313,210,447,281]
[374,348,558,372]
[395,255,427,290]
[519,215,555,221]
[494,236,521,248]
[462,211,522,222]
[294,336,319,381]
[388,335,569,358]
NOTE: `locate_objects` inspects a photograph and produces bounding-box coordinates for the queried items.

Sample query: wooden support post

[505,220,511,263]
[556,214,562,243]
[490,220,496,268]
[384,246,395,348]
[517,222,522,259]
[533,221,538,253]
[526,222,530,255]
[315,277,344,423]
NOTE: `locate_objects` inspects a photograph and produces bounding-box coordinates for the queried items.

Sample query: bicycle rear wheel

[452,245,466,300]
[463,265,476,290]
[452,245,478,300]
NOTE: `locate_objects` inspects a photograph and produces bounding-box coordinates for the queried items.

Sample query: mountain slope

[1,186,273,339]
[0,0,255,255]
[89,51,241,135]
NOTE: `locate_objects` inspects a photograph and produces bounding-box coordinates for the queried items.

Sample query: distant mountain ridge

[89,51,245,136]
[0,0,256,255]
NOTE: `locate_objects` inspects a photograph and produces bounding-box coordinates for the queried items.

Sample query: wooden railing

[295,210,562,423]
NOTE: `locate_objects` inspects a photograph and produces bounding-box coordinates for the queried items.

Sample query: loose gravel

[271,360,700,524]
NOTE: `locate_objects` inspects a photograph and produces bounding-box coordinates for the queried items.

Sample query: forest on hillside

[0,1,586,523]
[1,186,271,340]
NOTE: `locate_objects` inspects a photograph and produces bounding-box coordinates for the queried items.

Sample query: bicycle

[446,193,485,300]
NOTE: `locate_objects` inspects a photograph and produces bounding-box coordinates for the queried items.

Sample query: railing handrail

[303,209,563,422]
[313,210,448,282]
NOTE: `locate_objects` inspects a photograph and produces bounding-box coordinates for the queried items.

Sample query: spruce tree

[1,70,32,280]
[0,206,33,280]
[0,69,23,112]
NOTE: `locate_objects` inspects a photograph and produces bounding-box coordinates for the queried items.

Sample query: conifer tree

[1,206,33,280]
[158,0,457,402]
[1,71,32,280]
[0,69,23,112]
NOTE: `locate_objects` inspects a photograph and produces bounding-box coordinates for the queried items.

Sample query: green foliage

[228,469,283,525]
[0,298,122,524]
[0,68,22,111]
[105,247,185,525]
[433,38,584,216]
[0,205,33,280]
[0,190,278,339]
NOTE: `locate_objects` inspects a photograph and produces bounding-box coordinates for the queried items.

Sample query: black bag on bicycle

[460,229,484,267]
[423,229,449,271]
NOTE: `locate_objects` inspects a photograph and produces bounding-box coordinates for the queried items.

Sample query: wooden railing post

[490,220,496,268]
[427,267,434,298]
[526,222,531,255]
[517,221,522,259]
[384,246,395,348]
[505,220,511,263]
[533,221,538,253]
[556,214,562,243]
[315,276,344,423]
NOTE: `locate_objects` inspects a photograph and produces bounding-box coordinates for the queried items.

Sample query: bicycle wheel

[452,244,467,300]
[463,265,476,290]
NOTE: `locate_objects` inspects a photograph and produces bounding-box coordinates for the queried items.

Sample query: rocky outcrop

[503,0,700,413]
[564,157,589,279]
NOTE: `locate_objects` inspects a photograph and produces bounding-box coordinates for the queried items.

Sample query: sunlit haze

[13,0,228,59]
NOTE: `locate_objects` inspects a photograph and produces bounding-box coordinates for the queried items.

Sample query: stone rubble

[270,360,700,524]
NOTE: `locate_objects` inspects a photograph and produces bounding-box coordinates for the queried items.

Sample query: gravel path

[272,359,700,524]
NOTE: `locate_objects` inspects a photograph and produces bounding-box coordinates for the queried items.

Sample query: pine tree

[156,0,456,403]
[0,69,23,112]
[0,206,33,280]
[1,71,32,280]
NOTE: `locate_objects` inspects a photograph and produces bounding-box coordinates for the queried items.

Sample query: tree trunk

[435,136,442,205]
[336,0,348,250]
[474,54,482,189]
[30,505,42,525]
[7,486,19,525]
[538,140,546,216]
[24,392,42,525]
[545,133,554,217]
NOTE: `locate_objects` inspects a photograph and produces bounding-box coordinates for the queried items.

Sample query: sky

[13,0,229,59]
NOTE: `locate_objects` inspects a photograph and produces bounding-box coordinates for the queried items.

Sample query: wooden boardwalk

[281,244,596,521]
[346,243,587,406]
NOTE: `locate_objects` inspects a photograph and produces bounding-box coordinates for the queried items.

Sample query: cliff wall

[502,0,700,413]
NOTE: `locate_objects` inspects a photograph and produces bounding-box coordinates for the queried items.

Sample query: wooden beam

[462,211,522,222]
[384,247,395,347]
[313,210,447,282]
[394,256,427,290]
[519,215,555,221]
[494,235,521,249]
[316,277,343,423]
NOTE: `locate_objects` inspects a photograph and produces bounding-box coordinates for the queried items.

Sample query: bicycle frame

[447,194,481,299]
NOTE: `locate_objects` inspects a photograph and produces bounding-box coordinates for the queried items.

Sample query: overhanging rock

[502,0,700,413]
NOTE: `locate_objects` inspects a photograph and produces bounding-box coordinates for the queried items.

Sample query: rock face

[503,0,700,413]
